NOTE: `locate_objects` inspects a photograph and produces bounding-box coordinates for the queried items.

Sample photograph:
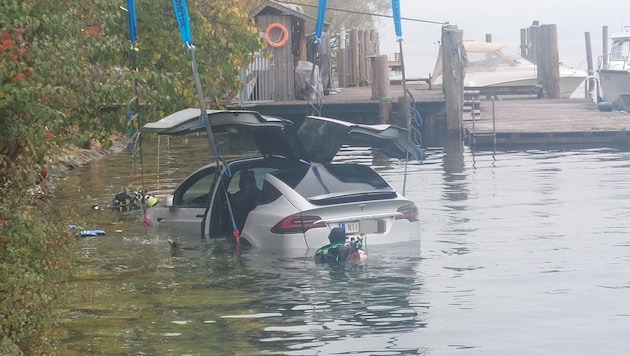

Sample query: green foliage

[0,195,75,355]
[0,0,263,353]
[129,0,263,114]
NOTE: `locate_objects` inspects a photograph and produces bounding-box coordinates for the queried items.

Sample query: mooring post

[370,54,391,123]
[585,32,594,95]
[538,24,560,99]
[350,29,359,87]
[338,28,347,88]
[398,95,410,129]
[602,26,609,68]
[520,28,528,58]
[441,24,464,138]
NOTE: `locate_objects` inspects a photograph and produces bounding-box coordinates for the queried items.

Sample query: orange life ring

[264,23,289,48]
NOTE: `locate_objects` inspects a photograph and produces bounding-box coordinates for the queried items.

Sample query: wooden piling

[531,24,560,99]
[370,55,390,100]
[350,29,359,87]
[520,28,527,57]
[441,25,464,137]
[602,26,609,68]
[584,32,594,94]
[398,95,410,130]
[379,98,392,124]
[370,55,391,123]
[542,24,560,99]
[358,30,366,86]
[338,28,348,88]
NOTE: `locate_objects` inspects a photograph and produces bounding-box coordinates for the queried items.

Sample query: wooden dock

[464,99,630,150]
[232,82,630,150]
[231,83,445,123]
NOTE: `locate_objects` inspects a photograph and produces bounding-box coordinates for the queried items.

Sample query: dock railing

[466,89,497,150]
[238,53,275,105]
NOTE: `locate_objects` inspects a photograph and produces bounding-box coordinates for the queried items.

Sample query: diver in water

[315,227,367,263]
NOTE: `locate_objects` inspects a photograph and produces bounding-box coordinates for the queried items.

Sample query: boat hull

[465,72,586,98]
[597,69,630,110]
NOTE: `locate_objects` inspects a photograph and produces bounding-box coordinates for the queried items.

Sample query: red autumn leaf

[13,72,24,84]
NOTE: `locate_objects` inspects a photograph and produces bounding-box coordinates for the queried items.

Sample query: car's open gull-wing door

[297,116,422,163]
[141,109,302,160]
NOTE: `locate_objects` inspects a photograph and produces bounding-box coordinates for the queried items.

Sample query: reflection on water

[55,137,630,355]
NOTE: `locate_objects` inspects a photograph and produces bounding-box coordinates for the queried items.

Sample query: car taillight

[396,204,419,222]
[270,214,326,234]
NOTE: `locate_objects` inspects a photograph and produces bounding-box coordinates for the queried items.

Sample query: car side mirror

[164,195,174,208]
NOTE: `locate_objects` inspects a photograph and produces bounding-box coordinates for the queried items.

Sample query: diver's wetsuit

[314,243,357,263]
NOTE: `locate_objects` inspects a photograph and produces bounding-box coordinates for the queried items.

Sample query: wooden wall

[256,15,296,102]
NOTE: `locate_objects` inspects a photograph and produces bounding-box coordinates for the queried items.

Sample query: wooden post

[367,30,379,86]
[585,32,594,94]
[602,26,609,68]
[538,24,560,99]
[520,28,528,57]
[441,25,464,137]
[365,31,373,85]
[371,55,391,123]
[370,55,390,99]
[338,28,347,88]
[371,30,380,56]
[358,30,366,86]
[350,29,359,87]
[535,25,547,90]
[528,24,539,64]
[379,98,392,124]
[398,95,410,130]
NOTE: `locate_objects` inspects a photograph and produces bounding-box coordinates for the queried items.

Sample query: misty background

[377,0,627,78]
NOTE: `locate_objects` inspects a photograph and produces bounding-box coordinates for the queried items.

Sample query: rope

[123,0,150,226]
[172,0,240,244]
[305,0,327,117]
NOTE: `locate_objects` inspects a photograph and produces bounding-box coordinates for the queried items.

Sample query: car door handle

[195,214,204,218]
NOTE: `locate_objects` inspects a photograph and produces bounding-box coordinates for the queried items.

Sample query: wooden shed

[249,0,318,102]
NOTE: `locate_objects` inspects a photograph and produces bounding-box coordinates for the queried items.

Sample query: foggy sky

[378,0,627,77]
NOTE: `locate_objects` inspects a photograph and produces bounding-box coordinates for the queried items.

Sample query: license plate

[341,220,382,234]
[341,222,360,234]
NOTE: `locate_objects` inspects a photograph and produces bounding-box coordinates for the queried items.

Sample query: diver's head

[328,227,346,244]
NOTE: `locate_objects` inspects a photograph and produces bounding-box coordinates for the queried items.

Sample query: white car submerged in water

[142,109,421,251]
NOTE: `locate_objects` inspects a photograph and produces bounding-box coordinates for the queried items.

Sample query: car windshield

[271,163,393,200]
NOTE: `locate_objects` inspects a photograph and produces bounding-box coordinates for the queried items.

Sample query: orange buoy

[264,23,289,48]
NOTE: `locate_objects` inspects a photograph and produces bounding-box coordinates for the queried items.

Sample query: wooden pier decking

[232,83,444,122]
[232,83,630,150]
[464,99,630,149]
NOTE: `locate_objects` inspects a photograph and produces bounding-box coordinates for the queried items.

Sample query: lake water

[54,137,630,355]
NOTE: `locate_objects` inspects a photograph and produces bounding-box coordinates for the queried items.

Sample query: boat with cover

[431,40,587,98]
[597,31,630,110]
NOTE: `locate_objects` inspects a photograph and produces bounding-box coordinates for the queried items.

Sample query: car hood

[141,109,421,163]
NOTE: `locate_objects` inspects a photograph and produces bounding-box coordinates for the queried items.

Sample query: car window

[271,163,392,199]
[259,180,283,205]
[174,167,216,207]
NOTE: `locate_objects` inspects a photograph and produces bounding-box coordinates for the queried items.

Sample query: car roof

[141,109,422,164]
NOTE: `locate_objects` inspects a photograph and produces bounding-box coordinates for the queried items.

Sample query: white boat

[431,41,588,98]
[597,31,630,110]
